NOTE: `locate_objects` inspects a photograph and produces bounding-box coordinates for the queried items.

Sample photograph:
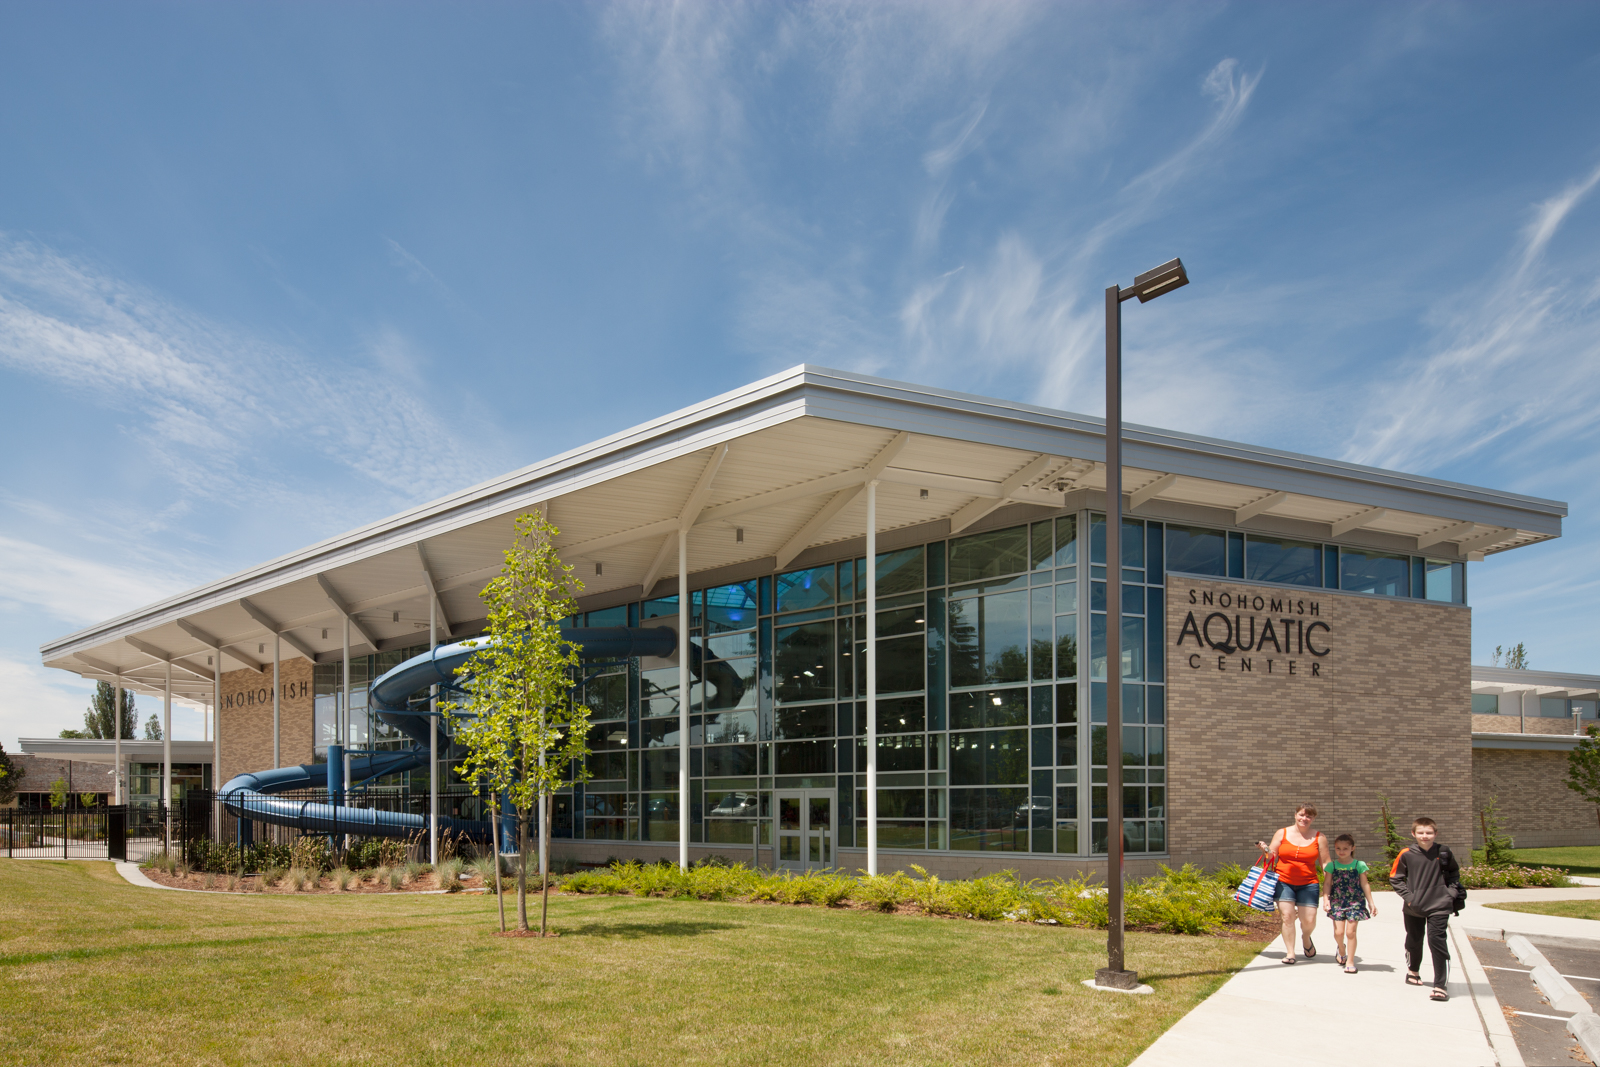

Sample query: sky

[2,2,1599,749]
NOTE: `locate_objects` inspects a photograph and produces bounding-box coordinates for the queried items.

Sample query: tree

[1492,643,1530,669]
[1374,795,1406,865]
[143,715,163,741]
[1478,796,1515,865]
[447,510,589,936]
[83,681,138,740]
[58,728,90,739]
[1566,725,1600,831]
[49,777,68,810]
[0,743,17,806]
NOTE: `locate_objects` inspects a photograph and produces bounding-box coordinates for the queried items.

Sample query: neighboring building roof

[1471,732,1588,751]
[1472,666,1600,698]
[16,738,215,766]
[38,365,1567,708]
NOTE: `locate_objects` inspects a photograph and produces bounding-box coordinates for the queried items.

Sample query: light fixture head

[735,527,745,543]
[1130,257,1189,303]
[393,611,400,623]
[919,488,929,499]
[595,562,603,575]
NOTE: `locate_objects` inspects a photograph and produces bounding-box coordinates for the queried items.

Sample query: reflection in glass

[949,688,1028,729]
[949,526,1030,583]
[776,567,838,613]
[1165,524,1226,576]
[1340,549,1410,596]
[1245,536,1322,587]
[948,591,1028,686]
[949,787,1028,851]
[950,728,1028,785]
[775,621,836,703]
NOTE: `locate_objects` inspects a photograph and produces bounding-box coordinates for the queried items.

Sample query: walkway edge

[1453,925,1526,1067]
[116,861,186,891]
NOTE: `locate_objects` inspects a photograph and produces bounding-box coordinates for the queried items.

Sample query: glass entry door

[775,790,833,871]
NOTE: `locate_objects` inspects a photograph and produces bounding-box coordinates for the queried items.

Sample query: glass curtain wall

[297,510,1466,858]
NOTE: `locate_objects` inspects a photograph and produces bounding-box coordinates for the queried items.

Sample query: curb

[1507,935,1590,1013]
[1454,926,1526,1067]
[1501,930,1600,1064]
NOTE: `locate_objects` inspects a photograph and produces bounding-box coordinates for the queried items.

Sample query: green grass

[1473,846,1600,878]
[1485,899,1600,921]
[0,862,1264,1066]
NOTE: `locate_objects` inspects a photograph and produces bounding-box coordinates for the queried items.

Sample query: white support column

[113,675,122,806]
[866,479,878,876]
[429,595,438,866]
[272,634,281,769]
[162,659,173,849]
[213,655,222,841]
[342,618,351,795]
[678,525,690,871]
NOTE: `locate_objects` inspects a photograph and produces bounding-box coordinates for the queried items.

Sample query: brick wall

[217,658,315,784]
[1472,748,1600,849]
[9,756,115,796]
[1167,577,1472,869]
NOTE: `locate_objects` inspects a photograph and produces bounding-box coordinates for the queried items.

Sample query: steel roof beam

[948,453,1062,535]
[1234,491,1289,525]
[415,544,453,640]
[1330,506,1388,538]
[239,598,321,661]
[311,577,379,652]
[1129,472,1178,511]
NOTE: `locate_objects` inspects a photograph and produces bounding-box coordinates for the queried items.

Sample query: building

[1470,666,1600,850]
[4,755,115,810]
[11,739,214,814]
[35,366,1569,873]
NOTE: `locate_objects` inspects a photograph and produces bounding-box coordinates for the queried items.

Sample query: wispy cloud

[0,534,184,627]
[1343,160,1600,474]
[0,236,488,516]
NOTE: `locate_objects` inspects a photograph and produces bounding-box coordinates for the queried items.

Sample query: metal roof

[38,364,1567,707]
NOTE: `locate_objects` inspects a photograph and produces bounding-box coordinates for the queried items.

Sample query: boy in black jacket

[1389,816,1462,1001]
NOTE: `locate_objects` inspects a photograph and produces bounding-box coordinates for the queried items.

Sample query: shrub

[261,866,286,888]
[332,866,354,891]
[377,837,412,868]
[290,836,332,874]
[1459,864,1572,889]
[438,857,466,892]
[387,867,405,891]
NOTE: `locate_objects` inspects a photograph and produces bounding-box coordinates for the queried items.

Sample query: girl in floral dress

[1322,833,1379,974]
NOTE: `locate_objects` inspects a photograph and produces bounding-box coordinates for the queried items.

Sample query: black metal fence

[2,806,128,860]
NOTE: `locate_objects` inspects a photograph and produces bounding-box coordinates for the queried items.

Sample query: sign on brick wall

[1174,586,1332,680]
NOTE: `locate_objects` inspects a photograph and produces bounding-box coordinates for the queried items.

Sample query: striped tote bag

[1234,856,1280,911]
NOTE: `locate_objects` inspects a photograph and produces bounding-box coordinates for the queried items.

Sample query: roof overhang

[17,738,216,764]
[37,365,1567,707]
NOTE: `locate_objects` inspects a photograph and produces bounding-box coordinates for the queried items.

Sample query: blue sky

[2,2,1599,747]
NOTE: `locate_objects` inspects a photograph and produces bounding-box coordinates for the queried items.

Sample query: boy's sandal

[1430,988,1449,1001]
[1405,972,1422,985]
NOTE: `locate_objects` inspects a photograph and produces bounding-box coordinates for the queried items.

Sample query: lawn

[1473,845,1600,877]
[0,862,1264,1067]
[1485,899,1600,922]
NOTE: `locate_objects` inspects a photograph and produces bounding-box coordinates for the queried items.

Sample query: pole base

[1094,967,1141,990]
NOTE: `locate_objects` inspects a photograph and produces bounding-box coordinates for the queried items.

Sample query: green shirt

[1322,859,1368,874]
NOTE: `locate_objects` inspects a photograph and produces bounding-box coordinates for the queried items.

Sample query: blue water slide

[220,626,680,842]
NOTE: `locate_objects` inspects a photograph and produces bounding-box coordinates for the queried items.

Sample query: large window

[1246,536,1321,587]
[1340,549,1410,597]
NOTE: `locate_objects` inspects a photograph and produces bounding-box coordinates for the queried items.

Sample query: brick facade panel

[1473,748,1600,849]
[217,658,315,785]
[1168,578,1472,868]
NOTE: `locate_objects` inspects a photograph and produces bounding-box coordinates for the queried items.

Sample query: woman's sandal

[1335,952,1346,966]
[1430,987,1449,1001]
[1344,963,1357,974]
[1282,956,1296,965]
[1406,972,1423,985]
[1303,941,1316,958]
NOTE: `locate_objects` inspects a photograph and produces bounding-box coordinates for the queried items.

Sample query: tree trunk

[491,789,505,933]
[541,792,551,936]
[516,811,529,932]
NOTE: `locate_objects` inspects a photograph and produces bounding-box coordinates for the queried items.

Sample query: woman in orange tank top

[1256,804,1331,964]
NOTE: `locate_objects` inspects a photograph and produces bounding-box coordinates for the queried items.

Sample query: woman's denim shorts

[1274,880,1320,907]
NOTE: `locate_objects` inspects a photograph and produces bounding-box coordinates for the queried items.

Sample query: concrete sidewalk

[1130,888,1600,1066]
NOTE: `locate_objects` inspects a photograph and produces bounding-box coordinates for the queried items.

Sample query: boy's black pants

[1403,909,1451,986]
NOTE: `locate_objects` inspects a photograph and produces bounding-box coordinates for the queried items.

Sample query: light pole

[1097,257,1188,992]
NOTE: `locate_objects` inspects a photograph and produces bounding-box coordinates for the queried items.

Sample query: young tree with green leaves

[49,777,68,810]
[1566,725,1600,831]
[1492,643,1530,669]
[143,714,163,741]
[447,510,589,936]
[1477,796,1515,865]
